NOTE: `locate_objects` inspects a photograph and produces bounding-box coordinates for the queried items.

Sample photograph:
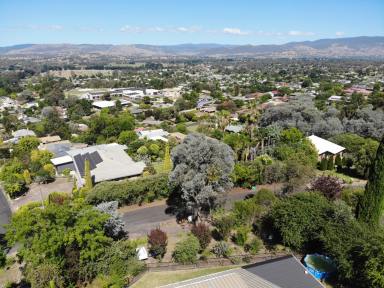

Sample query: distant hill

[1,36,383,58]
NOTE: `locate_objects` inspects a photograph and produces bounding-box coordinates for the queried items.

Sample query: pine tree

[163,144,172,173]
[319,157,327,171]
[335,154,342,168]
[327,156,334,170]
[84,159,93,192]
[358,135,384,226]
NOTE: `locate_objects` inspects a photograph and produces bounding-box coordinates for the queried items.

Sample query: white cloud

[120,25,200,33]
[223,27,249,35]
[23,24,64,31]
[176,26,200,33]
[335,31,345,37]
[288,30,315,36]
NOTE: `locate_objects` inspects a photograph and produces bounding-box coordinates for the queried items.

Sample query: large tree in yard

[358,135,384,226]
[168,133,234,219]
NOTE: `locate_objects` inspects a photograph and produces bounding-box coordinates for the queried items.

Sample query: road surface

[0,188,12,234]
[120,186,279,237]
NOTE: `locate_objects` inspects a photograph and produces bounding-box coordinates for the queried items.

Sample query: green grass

[131,266,237,288]
[320,170,353,184]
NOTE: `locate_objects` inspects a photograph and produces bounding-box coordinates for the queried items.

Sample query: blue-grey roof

[244,255,324,288]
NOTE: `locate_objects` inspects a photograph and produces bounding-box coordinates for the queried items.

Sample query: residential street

[0,188,11,234]
[120,184,282,237]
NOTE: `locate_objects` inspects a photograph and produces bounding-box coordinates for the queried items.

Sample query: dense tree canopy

[168,133,234,218]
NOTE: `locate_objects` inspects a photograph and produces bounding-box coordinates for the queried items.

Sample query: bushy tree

[95,201,126,240]
[147,228,168,259]
[168,133,234,219]
[6,201,112,286]
[331,133,379,178]
[212,211,235,240]
[172,235,200,264]
[191,223,212,250]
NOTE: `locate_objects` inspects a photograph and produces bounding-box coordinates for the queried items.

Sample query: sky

[0,0,383,46]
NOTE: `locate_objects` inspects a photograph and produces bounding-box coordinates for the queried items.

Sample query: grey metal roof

[161,268,281,288]
[67,143,146,184]
[12,129,36,138]
[243,255,324,288]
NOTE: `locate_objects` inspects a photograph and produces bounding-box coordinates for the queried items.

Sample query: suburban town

[0,1,383,288]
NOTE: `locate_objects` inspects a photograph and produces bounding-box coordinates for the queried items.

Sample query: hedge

[85,174,169,206]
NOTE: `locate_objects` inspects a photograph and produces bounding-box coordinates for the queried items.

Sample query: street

[120,185,282,237]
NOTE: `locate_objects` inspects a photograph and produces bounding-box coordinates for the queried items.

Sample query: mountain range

[1,36,383,58]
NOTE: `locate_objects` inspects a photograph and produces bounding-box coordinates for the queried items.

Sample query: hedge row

[86,174,170,206]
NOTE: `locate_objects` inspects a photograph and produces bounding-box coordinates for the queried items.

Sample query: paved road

[121,186,279,237]
[0,188,12,234]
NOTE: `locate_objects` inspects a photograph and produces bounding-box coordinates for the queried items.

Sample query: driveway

[0,189,11,234]
[10,177,73,212]
[120,184,282,238]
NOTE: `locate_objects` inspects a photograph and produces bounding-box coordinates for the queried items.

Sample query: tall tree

[168,134,234,219]
[358,135,384,226]
[83,159,93,192]
[163,144,172,173]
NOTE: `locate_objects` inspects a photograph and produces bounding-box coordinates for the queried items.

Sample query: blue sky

[0,0,383,46]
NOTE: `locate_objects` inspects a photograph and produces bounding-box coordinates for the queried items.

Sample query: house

[225,124,244,133]
[163,255,324,288]
[12,129,36,139]
[307,135,345,159]
[140,116,163,126]
[169,132,186,142]
[39,135,61,144]
[92,100,115,109]
[328,95,343,102]
[200,106,216,113]
[197,96,214,109]
[4,128,36,144]
[137,129,169,142]
[83,91,106,101]
[51,143,146,187]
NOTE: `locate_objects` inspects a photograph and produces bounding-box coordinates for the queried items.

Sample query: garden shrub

[245,238,263,255]
[310,175,342,200]
[212,241,232,258]
[147,228,168,259]
[233,226,250,246]
[173,235,200,264]
[212,211,235,240]
[341,187,364,213]
[191,223,212,250]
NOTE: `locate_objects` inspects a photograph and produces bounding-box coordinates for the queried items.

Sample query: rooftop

[307,135,345,155]
[67,143,146,183]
